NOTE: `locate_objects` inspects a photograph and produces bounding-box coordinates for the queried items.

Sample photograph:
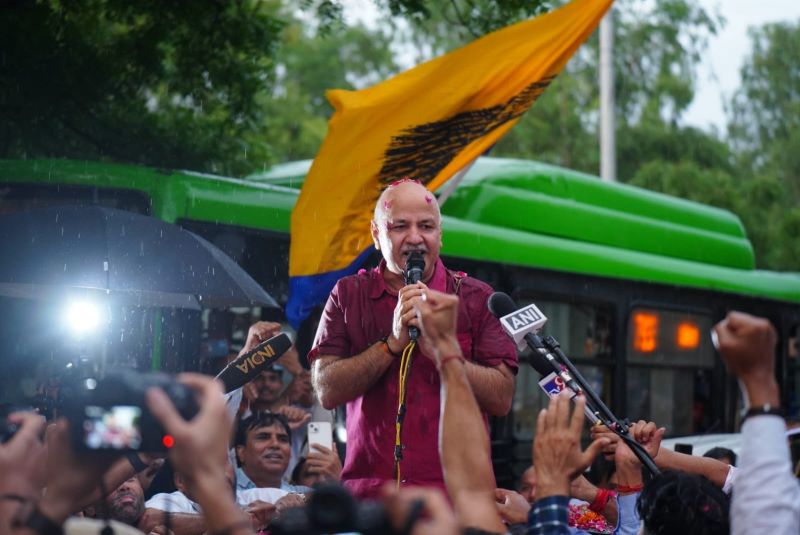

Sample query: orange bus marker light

[677,322,700,349]
[633,312,659,353]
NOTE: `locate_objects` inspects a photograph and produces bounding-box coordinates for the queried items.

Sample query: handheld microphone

[405,252,425,341]
[215,333,293,393]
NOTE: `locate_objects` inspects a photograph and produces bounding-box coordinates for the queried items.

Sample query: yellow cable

[395,340,415,487]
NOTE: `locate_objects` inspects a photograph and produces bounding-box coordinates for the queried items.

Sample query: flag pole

[437,158,477,208]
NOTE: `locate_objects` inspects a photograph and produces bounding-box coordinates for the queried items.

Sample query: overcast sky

[685,0,800,131]
[341,0,800,133]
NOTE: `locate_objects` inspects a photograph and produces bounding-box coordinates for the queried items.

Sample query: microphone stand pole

[540,335,661,476]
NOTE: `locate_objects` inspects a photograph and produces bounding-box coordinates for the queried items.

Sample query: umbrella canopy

[0,205,279,310]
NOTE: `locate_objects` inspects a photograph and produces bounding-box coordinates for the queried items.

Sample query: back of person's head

[637,471,730,535]
[234,411,292,448]
[703,447,737,466]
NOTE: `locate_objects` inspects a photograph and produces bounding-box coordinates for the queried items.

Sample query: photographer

[0,411,48,533]
[1,415,148,535]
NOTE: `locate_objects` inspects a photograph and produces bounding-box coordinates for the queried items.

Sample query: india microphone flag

[286,0,613,328]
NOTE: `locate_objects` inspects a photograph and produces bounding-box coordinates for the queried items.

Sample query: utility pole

[599,10,616,182]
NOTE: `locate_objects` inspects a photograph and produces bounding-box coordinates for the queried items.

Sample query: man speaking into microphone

[308,179,517,499]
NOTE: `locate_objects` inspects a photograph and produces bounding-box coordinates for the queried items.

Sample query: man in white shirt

[144,461,294,532]
[713,311,800,535]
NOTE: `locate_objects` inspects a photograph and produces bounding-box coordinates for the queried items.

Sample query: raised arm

[654,448,732,488]
[714,311,800,535]
[414,289,505,533]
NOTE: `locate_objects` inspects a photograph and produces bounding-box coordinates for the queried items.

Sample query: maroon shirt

[308,258,518,499]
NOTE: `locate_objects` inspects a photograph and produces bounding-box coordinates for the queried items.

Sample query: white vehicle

[661,427,800,471]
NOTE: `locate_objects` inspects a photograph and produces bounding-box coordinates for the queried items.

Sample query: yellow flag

[286,0,612,326]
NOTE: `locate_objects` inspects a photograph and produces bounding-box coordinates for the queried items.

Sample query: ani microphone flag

[286,0,612,328]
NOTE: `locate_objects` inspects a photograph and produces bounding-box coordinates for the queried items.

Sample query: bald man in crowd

[309,179,518,499]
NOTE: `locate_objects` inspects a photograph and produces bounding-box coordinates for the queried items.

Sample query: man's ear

[235,445,245,466]
[370,220,380,250]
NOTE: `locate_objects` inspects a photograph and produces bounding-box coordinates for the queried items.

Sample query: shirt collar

[368,257,446,299]
[235,467,255,490]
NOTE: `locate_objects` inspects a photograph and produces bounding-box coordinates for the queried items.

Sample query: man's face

[519,466,537,504]
[105,477,145,526]
[252,370,284,404]
[237,422,291,482]
[372,182,442,280]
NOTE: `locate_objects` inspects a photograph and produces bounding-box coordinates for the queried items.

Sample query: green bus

[1,157,798,487]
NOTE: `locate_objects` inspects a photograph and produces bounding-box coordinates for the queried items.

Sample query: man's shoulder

[332,267,378,293]
[145,491,196,513]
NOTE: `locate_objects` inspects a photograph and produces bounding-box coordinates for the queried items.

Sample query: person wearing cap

[309,179,518,499]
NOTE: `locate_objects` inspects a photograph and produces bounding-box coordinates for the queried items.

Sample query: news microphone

[488,293,585,397]
[489,294,661,474]
[405,252,425,341]
[215,333,292,393]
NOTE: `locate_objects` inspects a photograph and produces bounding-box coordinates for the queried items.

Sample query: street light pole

[599,10,616,182]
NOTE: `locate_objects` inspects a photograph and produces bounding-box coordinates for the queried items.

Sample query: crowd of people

[1,180,798,534]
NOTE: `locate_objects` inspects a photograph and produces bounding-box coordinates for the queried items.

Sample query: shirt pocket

[456,332,473,361]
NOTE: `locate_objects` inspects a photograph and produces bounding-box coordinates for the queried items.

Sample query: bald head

[371,180,442,280]
[374,179,440,223]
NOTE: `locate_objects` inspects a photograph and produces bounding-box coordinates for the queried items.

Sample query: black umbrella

[0,205,279,310]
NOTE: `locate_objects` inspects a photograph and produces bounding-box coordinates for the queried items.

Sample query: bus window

[626,308,715,435]
[511,299,613,440]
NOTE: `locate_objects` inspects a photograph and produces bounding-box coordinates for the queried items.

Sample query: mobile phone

[308,421,333,450]
[675,443,694,455]
[80,405,143,451]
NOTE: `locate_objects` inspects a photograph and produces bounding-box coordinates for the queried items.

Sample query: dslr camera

[64,370,198,452]
[271,484,394,535]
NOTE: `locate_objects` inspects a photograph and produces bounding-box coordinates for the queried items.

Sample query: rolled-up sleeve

[471,286,519,373]
[308,281,350,364]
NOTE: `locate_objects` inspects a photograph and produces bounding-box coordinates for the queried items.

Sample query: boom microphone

[487,292,590,410]
[489,293,661,474]
[215,333,293,393]
[405,252,425,341]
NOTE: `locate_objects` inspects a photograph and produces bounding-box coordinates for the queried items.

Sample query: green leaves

[0,0,284,175]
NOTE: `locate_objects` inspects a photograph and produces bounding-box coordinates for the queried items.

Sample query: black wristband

[380,336,403,358]
[126,452,148,473]
[742,404,783,421]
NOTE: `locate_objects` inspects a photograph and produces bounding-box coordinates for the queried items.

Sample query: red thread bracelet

[616,484,643,494]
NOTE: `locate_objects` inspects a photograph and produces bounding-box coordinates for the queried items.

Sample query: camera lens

[307,484,356,531]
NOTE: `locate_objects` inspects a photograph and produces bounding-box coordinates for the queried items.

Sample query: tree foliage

[1,0,797,269]
[0,0,286,176]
